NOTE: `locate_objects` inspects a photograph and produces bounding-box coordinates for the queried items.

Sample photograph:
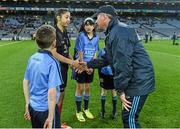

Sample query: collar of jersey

[38,49,52,55]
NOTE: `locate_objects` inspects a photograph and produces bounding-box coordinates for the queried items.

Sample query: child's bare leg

[58,90,65,114]
[84,83,90,110]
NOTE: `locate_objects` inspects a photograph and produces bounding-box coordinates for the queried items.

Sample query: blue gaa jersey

[24,50,63,111]
[98,48,113,76]
[74,32,99,62]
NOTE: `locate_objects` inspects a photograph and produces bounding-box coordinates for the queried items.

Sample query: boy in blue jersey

[23,25,63,128]
[73,17,99,122]
[98,48,117,119]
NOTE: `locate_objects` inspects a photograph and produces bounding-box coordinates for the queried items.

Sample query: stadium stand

[0,0,179,40]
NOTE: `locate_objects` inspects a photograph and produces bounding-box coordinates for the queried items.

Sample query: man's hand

[43,118,53,129]
[24,104,31,120]
[86,68,93,75]
[120,93,132,111]
[71,59,79,69]
[75,61,88,73]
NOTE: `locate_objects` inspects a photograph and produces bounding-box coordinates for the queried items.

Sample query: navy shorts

[99,72,114,90]
[29,104,60,128]
[75,71,94,83]
[60,63,68,92]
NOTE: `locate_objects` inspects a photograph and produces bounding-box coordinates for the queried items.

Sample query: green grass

[0,39,179,128]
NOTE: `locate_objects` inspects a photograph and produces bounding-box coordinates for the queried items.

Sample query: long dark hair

[79,17,96,33]
[54,8,69,26]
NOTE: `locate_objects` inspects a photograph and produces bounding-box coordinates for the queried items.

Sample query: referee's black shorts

[60,63,69,92]
[99,72,114,90]
[29,104,60,128]
[75,71,94,83]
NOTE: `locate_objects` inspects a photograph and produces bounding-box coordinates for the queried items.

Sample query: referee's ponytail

[54,8,70,26]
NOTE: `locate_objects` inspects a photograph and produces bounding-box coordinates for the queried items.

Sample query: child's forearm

[23,79,30,106]
[78,51,83,62]
[51,48,73,65]
[93,53,97,59]
[47,88,56,122]
[69,54,73,60]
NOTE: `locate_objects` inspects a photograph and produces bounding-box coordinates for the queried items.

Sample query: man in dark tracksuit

[145,32,148,43]
[84,5,155,128]
[172,32,176,45]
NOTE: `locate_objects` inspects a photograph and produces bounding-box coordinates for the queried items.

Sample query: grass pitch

[0,39,179,128]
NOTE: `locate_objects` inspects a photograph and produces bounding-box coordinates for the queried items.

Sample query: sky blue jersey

[24,50,63,111]
[98,48,113,76]
[74,32,99,62]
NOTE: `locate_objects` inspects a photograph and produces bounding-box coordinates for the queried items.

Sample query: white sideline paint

[0,41,23,47]
[0,41,179,58]
[148,50,180,58]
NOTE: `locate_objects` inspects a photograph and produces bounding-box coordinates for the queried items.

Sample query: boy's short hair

[35,25,56,49]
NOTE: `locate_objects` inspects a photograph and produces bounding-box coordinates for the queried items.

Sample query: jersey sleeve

[56,32,62,48]
[48,62,63,88]
[75,33,84,52]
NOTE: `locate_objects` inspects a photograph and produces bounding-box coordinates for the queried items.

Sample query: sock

[112,96,117,115]
[75,96,82,113]
[101,96,106,113]
[84,94,89,110]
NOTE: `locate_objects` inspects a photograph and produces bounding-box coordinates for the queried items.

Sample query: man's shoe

[76,111,86,122]
[83,109,94,119]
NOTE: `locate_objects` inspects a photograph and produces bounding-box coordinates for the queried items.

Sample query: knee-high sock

[101,96,106,113]
[84,95,89,110]
[75,96,82,113]
[112,96,117,115]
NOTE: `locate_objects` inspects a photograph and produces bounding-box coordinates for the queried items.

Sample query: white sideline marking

[148,50,180,58]
[0,41,23,47]
[0,42,179,58]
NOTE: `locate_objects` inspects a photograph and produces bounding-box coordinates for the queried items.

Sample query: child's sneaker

[83,109,94,119]
[76,111,86,122]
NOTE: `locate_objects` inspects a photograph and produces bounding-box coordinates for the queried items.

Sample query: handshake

[71,60,93,74]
